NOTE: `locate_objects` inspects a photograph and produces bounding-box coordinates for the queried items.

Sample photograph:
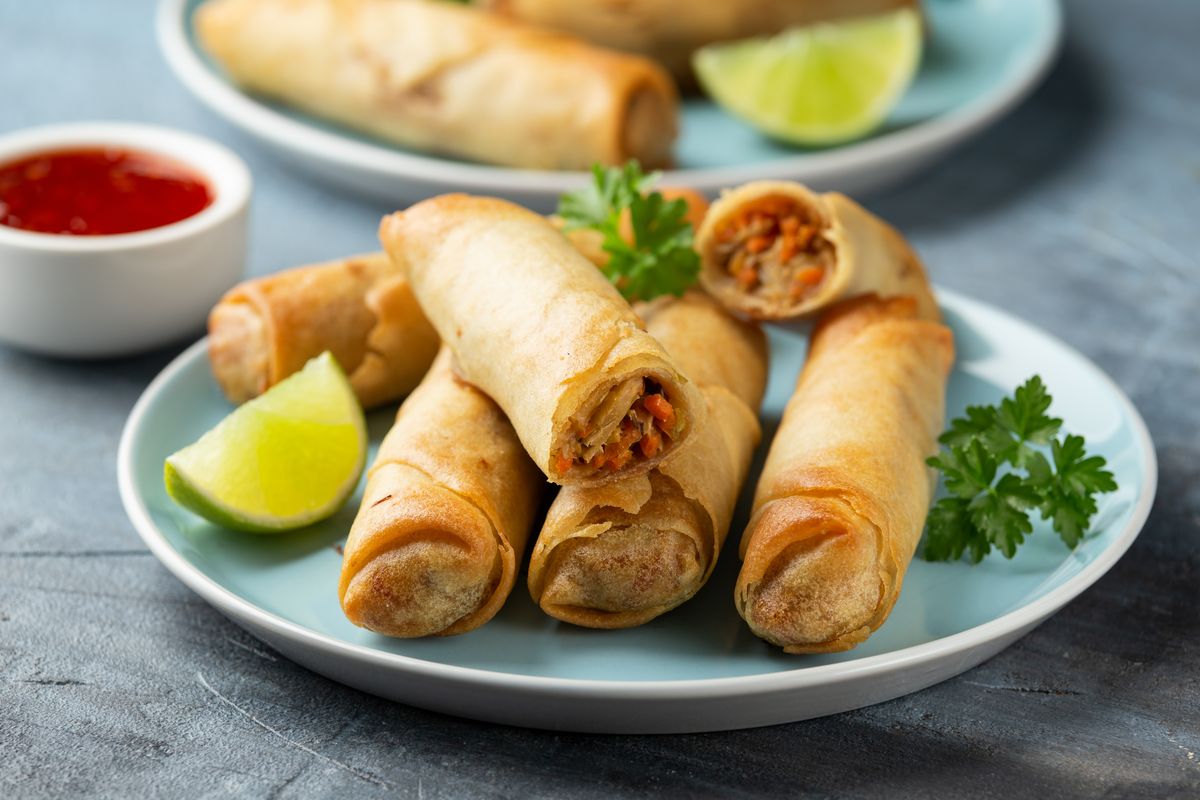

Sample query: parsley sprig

[557,161,700,302]
[923,376,1118,563]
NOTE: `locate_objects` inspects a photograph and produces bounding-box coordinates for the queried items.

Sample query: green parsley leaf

[1053,434,1118,496]
[557,161,700,302]
[922,376,1117,564]
[1024,448,1053,486]
[997,375,1063,466]
[558,163,653,233]
[973,473,1041,557]
[927,440,996,500]
[923,497,988,563]
[1038,434,1118,548]
[938,404,1014,461]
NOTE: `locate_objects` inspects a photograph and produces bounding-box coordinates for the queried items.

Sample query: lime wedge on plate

[694,9,923,146]
[164,352,367,533]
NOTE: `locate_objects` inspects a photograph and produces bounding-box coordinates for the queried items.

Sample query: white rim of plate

[117,288,1156,702]
[156,0,1063,194]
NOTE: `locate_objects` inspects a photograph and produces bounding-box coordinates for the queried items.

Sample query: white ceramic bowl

[0,122,250,358]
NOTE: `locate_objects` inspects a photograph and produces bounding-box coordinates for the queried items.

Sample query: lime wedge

[164,352,366,533]
[694,9,922,146]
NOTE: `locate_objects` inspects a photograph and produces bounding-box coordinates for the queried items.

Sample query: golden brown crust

[341,522,500,638]
[697,181,939,322]
[735,294,954,652]
[196,0,678,169]
[338,348,542,638]
[207,186,706,411]
[534,473,709,627]
[208,298,270,404]
[207,253,439,409]
[734,495,881,652]
[380,194,703,487]
[528,291,768,628]
[634,290,768,410]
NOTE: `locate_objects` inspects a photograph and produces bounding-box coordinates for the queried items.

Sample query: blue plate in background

[118,289,1155,733]
[158,0,1062,207]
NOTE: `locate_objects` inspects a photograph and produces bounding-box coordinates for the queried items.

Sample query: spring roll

[482,0,918,82]
[697,181,938,321]
[529,291,767,627]
[209,253,440,409]
[208,190,708,408]
[381,195,704,486]
[339,347,542,637]
[196,0,678,170]
[735,295,953,653]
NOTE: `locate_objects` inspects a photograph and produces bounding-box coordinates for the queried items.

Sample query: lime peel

[164,351,367,533]
[694,9,923,146]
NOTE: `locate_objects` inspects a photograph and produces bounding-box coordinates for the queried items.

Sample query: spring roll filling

[713,196,835,304]
[555,378,679,476]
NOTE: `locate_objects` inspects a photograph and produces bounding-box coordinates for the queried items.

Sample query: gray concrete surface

[1,1,1197,797]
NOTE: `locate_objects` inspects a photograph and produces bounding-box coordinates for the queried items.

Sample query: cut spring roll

[207,191,710,409]
[209,253,439,409]
[697,181,938,321]
[529,291,767,627]
[482,0,918,82]
[735,295,954,653]
[381,195,704,486]
[339,348,542,637]
[196,0,678,170]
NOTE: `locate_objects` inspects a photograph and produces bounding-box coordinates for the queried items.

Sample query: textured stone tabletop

[1,1,1197,797]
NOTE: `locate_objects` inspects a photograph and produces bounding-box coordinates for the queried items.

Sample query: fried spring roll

[380,195,703,486]
[196,0,678,170]
[735,295,953,653]
[208,191,708,409]
[209,253,439,409]
[529,291,767,627]
[482,0,918,82]
[697,181,938,321]
[339,348,542,637]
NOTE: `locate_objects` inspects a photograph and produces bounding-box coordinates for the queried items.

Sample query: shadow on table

[870,35,1108,231]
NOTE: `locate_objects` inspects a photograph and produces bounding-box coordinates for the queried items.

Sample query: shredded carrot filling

[642,393,676,430]
[554,452,574,477]
[639,428,662,459]
[557,379,677,475]
[713,196,834,303]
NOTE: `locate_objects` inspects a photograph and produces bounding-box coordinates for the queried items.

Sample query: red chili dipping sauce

[0,148,212,236]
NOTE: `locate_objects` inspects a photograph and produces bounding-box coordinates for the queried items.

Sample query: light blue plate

[160,0,1062,205]
[119,289,1155,732]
